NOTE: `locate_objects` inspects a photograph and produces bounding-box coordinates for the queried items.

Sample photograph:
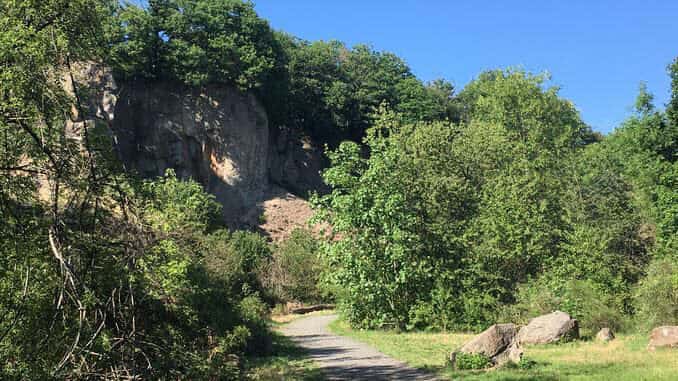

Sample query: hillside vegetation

[0,0,676,380]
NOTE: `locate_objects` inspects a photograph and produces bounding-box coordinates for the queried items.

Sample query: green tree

[267,37,456,144]
[314,70,634,330]
[109,0,279,89]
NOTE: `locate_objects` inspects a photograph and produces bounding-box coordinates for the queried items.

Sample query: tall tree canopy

[314,69,654,330]
[109,0,279,89]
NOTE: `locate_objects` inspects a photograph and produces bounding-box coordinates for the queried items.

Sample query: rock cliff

[72,62,322,236]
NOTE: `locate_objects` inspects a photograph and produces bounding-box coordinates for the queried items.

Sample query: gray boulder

[648,326,678,350]
[451,323,523,367]
[596,327,614,342]
[517,311,579,344]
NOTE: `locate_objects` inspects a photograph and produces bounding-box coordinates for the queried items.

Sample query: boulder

[492,341,524,366]
[451,323,523,367]
[517,311,579,344]
[596,327,615,342]
[648,326,678,350]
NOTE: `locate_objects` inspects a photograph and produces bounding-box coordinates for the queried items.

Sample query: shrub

[239,295,272,354]
[519,357,538,370]
[499,276,626,335]
[263,229,327,304]
[239,295,270,326]
[634,258,678,330]
[453,352,491,370]
[143,169,222,234]
[408,282,498,332]
[201,230,272,298]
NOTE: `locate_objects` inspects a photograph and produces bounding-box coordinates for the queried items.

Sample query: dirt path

[278,314,440,381]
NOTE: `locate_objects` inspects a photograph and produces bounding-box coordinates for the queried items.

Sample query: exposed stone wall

[70,62,325,231]
[112,80,269,227]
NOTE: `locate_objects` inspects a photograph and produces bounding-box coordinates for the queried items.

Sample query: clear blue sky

[253,0,678,134]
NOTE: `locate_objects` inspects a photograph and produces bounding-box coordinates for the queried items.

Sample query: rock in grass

[596,327,615,342]
[451,323,523,368]
[517,311,579,345]
[648,326,678,350]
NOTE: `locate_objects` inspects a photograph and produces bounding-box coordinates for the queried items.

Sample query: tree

[667,57,678,131]
[266,37,457,144]
[1,2,275,378]
[314,70,642,331]
[109,0,279,89]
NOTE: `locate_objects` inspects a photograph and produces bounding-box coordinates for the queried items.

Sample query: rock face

[648,326,678,350]
[113,80,270,227]
[517,311,579,345]
[596,328,615,342]
[71,62,325,231]
[451,323,523,367]
[268,126,328,196]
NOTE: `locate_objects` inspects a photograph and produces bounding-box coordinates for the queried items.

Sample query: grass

[269,308,337,325]
[245,311,337,380]
[244,331,325,381]
[329,319,678,381]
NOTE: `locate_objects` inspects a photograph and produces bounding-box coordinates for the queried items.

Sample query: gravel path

[278,314,440,381]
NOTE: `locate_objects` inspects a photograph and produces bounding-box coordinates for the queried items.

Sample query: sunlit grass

[329,319,678,380]
[269,309,337,325]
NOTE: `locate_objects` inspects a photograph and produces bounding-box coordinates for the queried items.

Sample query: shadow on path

[278,314,439,381]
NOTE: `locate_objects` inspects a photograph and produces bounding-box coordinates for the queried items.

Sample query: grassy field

[329,319,678,381]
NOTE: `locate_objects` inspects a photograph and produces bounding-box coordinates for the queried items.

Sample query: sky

[253,0,678,134]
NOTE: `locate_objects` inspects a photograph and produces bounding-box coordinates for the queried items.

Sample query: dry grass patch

[270,309,336,325]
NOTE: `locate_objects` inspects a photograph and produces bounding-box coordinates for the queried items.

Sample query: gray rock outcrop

[517,311,579,345]
[113,79,270,227]
[451,323,523,367]
[648,326,678,350]
[595,327,614,342]
[69,62,325,230]
[268,126,327,196]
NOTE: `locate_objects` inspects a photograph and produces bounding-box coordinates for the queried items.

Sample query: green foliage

[314,109,465,329]
[238,295,272,354]
[107,1,457,145]
[263,229,328,304]
[456,69,593,149]
[601,81,678,257]
[3,0,678,376]
[315,71,610,330]
[143,168,222,233]
[265,36,457,143]
[132,173,274,379]
[453,352,491,370]
[498,277,626,335]
[518,357,538,370]
[315,63,678,332]
[106,2,159,78]
[110,0,278,89]
[667,57,678,131]
[633,258,678,330]
[199,230,271,300]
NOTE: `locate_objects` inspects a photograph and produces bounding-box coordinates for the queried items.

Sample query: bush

[262,229,327,304]
[499,276,626,335]
[201,230,272,298]
[634,258,678,330]
[239,295,272,354]
[453,352,491,370]
[408,282,498,332]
